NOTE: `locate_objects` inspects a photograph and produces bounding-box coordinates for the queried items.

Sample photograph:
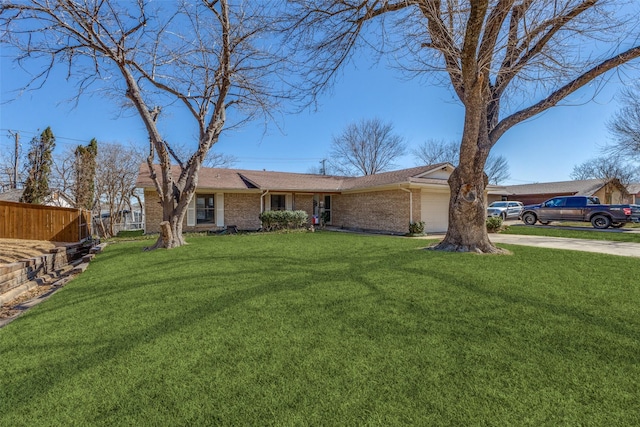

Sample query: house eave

[341,181,450,194]
[139,186,262,193]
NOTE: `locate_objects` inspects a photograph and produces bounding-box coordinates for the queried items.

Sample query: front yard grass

[503,224,640,243]
[1,232,639,425]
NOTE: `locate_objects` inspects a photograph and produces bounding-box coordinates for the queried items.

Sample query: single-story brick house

[488,178,630,206]
[136,162,476,235]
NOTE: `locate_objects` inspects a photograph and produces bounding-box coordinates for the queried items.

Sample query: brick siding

[145,189,422,235]
[332,189,418,234]
[144,190,163,233]
[294,194,314,220]
[223,193,262,230]
[144,190,262,233]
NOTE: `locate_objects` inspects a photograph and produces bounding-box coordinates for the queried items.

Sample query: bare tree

[570,156,639,184]
[50,141,99,210]
[329,118,406,176]
[285,0,640,253]
[94,143,142,238]
[0,150,19,191]
[50,147,76,201]
[166,143,238,169]
[2,0,290,248]
[52,141,143,236]
[607,84,640,159]
[203,151,237,169]
[0,131,23,191]
[484,155,511,186]
[412,139,510,184]
[412,139,460,165]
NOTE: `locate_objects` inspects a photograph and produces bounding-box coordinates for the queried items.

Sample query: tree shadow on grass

[6,236,637,421]
[1,240,415,413]
[401,266,640,355]
[0,268,319,415]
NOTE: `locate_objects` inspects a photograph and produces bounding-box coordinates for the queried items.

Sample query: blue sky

[1,32,638,186]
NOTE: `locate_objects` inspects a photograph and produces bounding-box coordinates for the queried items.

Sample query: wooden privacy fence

[0,201,91,242]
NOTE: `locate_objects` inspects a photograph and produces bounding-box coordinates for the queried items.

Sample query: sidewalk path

[423,233,640,258]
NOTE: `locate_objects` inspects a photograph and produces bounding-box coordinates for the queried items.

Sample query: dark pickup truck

[520,196,640,229]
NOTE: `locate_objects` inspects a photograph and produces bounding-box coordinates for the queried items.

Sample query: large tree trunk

[145,188,190,250]
[431,166,505,254]
[431,72,507,254]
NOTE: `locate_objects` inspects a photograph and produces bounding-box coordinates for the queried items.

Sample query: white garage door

[421,190,450,233]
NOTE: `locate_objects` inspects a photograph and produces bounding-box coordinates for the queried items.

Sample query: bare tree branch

[2,0,293,248]
[412,139,510,184]
[492,45,640,143]
[329,118,406,176]
[607,84,640,158]
[284,0,640,252]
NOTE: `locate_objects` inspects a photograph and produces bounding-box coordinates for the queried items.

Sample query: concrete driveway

[487,233,640,258]
[504,220,640,234]
[425,221,640,258]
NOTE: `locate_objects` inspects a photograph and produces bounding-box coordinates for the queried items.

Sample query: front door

[322,195,332,224]
[313,194,332,225]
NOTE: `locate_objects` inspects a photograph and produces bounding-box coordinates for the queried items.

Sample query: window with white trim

[270,194,286,211]
[196,194,215,224]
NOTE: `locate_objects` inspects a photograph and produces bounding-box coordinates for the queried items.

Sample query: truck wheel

[522,212,537,225]
[591,215,611,229]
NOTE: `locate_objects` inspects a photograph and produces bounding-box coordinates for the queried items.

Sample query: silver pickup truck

[520,196,640,229]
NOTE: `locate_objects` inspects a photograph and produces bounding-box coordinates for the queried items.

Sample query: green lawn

[503,224,640,243]
[2,232,639,425]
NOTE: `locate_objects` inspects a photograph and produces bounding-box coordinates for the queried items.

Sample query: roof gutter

[260,190,269,213]
[400,187,413,223]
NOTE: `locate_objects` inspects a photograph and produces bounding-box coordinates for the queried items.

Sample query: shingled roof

[0,189,23,202]
[502,179,610,196]
[627,183,640,195]
[235,170,345,192]
[341,163,450,190]
[135,163,248,190]
[135,162,453,192]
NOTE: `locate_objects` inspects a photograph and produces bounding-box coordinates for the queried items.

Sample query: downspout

[400,187,413,224]
[260,190,270,213]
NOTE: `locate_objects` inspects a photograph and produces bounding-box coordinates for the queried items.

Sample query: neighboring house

[627,183,640,204]
[94,207,144,237]
[489,178,629,205]
[0,189,23,203]
[136,162,482,235]
[0,188,75,208]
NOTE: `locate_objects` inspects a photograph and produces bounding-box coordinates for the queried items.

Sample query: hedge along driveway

[1,232,639,425]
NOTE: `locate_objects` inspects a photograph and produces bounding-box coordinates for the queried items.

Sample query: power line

[235,157,323,161]
[1,129,325,168]
[0,128,142,149]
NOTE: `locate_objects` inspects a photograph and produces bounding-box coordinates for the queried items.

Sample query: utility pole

[320,159,326,175]
[8,130,20,189]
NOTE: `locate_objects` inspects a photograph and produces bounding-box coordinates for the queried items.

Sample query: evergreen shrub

[259,210,309,231]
